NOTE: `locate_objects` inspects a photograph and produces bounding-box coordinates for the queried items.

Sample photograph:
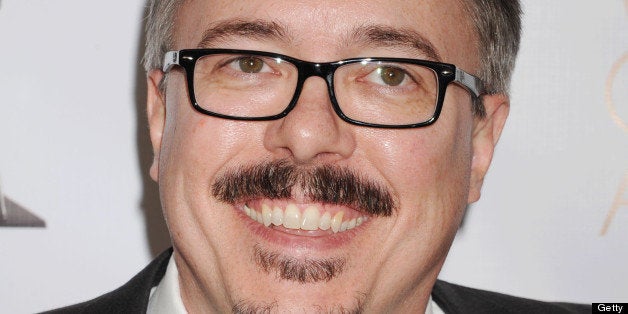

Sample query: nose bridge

[264,61,355,164]
[299,61,333,80]
[293,60,333,100]
[290,61,336,117]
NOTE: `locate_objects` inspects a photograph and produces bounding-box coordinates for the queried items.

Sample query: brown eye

[377,66,406,86]
[238,57,265,73]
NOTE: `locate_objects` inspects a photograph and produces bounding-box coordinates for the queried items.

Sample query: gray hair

[463,0,522,96]
[142,0,522,112]
[143,0,178,73]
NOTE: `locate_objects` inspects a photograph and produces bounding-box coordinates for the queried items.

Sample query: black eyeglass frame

[163,49,485,129]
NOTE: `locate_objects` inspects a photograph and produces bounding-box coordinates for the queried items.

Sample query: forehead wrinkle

[348,24,442,62]
[196,18,293,48]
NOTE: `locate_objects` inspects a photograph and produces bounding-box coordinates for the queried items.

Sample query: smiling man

[47,0,589,313]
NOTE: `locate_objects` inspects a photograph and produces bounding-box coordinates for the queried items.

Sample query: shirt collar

[147,254,188,314]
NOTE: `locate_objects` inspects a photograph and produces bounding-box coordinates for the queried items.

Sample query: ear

[146,69,166,182]
[468,94,510,203]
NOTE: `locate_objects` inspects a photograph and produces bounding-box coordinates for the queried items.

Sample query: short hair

[143,0,177,74]
[142,0,521,114]
[464,0,522,96]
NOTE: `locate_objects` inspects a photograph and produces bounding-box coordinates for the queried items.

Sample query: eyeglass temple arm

[454,68,484,98]
[163,51,180,72]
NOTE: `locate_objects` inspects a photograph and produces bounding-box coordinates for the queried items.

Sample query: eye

[366,66,409,86]
[230,56,270,73]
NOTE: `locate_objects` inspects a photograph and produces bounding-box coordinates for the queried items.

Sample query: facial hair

[212,159,396,217]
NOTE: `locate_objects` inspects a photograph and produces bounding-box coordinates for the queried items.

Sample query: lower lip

[234,206,365,251]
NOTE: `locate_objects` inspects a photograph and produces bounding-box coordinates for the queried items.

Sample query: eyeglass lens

[192,53,440,125]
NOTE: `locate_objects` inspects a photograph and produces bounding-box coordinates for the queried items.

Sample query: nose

[263,77,356,164]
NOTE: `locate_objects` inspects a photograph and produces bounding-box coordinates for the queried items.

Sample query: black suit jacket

[45,249,590,313]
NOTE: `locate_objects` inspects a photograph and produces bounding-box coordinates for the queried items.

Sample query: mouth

[239,200,369,235]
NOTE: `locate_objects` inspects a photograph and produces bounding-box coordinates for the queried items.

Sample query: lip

[234,200,371,251]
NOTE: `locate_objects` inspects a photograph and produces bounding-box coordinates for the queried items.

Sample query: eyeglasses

[163,49,484,128]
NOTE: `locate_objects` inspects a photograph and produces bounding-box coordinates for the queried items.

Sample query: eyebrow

[349,25,442,61]
[196,19,441,62]
[197,19,291,48]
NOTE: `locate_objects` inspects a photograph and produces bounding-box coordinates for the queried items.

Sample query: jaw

[168,196,449,314]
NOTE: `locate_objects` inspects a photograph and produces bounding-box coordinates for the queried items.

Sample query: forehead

[173,0,478,69]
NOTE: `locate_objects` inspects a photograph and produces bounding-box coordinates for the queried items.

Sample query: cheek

[161,116,262,186]
[157,93,270,259]
[371,133,471,202]
[362,89,474,218]
[158,82,266,212]
[355,96,474,288]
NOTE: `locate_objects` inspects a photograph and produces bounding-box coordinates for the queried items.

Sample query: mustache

[211,160,395,217]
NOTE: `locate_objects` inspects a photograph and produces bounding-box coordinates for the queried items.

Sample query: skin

[146,0,510,312]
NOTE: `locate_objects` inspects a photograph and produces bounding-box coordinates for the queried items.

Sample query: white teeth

[283,204,301,229]
[243,204,367,233]
[339,220,348,232]
[319,212,331,230]
[271,206,283,226]
[262,204,272,227]
[301,206,320,231]
[331,211,344,233]
[347,218,356,230]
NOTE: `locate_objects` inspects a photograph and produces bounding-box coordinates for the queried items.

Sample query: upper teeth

[243,204,367,233]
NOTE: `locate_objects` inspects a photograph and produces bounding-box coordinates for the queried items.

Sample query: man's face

[147,0,507,312]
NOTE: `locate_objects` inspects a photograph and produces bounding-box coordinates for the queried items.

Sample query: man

[48,0,588,313]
